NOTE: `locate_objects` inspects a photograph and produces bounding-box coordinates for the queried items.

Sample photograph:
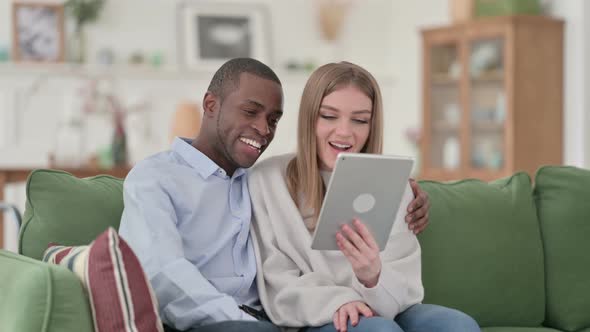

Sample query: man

[119,58,430,332]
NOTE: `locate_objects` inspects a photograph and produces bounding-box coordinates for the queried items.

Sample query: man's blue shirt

[119,138,258,330]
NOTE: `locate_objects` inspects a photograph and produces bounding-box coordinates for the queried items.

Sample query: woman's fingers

[352,219,379,251]
[336,232,362,263]
[339,307,348,332]
[357,302,373,318]
[348,304,359,327]
[333,302,373,331]
[341,222,372,255]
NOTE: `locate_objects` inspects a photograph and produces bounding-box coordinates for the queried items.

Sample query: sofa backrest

[534,166,590,332]
[417,172,545,327]
[20,169,124,260]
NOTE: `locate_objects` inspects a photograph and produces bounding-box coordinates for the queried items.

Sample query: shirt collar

[171,137,247,179]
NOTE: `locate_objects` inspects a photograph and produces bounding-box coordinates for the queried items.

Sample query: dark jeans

[164,320,281,332]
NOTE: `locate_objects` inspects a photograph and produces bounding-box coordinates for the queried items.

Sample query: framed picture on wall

[12,2,65,62]
[177,1,272,70]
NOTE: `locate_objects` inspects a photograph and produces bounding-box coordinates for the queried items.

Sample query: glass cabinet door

[468,38,505,171]
[429,44,461,171]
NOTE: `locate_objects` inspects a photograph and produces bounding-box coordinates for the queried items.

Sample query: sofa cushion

[43,227,163,332]
[20,169,124,260]
[534,166,590,332]
[417,172,545,327]
[0,249,94,332]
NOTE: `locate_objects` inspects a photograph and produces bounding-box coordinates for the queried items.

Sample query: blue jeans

[304,303,480,332]
[164,320,280,332]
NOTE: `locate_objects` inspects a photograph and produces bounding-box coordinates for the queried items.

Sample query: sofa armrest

[0,249,94,332]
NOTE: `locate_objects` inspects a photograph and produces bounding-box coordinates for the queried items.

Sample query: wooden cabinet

[420,16,563,181]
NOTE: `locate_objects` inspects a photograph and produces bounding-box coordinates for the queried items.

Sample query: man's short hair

[208,58,282,103]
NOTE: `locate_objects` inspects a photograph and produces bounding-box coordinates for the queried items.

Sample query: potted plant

[65,0,106,63]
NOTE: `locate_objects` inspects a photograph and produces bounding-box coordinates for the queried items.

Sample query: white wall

[548,0,589,167]
[388,1,450,155]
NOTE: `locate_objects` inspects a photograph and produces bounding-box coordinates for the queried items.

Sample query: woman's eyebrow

[352,110,372,115]
[320,104,340,112]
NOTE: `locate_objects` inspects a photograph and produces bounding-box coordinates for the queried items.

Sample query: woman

[249,62,479,332]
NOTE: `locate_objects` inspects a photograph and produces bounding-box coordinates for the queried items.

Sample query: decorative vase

[442,137,460,170]
[317,0,351,41]
[170,102,202,142]
[450,0,474,23]
[111,114,127,167]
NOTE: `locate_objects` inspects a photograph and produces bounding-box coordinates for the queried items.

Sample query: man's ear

[202,92,219,118]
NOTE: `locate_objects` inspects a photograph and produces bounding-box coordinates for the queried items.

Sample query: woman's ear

[202,92,218,118]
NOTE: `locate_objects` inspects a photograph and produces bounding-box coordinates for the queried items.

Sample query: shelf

[471,70,504,83]
[0,62,210,81]
[0,62,397,85]
[431,73,459,85]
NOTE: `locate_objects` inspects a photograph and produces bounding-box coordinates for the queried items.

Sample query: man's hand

[333,301,373,332]
[406,179,430,234]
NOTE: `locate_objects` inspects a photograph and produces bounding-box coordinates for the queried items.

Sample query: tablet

[311,153,414,251]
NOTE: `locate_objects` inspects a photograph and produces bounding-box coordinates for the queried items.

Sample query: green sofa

[0,166,589,332]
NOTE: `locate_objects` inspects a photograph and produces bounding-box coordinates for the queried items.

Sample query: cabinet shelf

[431,73,459,85]
[471,122,504,131]
[471,70,504,83]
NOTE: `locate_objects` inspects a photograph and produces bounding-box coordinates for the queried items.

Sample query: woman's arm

[343,184,425,319]
[249,163,363,327]
[251,200,363,327]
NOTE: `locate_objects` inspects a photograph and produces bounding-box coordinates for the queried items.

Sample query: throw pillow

[21,169,125,260]
[43,227,163,332]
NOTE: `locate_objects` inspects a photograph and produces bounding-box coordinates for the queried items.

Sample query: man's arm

[118,171,255,330]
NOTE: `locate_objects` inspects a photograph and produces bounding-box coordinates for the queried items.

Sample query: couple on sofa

[119,58,480,332]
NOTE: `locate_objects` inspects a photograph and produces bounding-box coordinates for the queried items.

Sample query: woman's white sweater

[249,154,424,328]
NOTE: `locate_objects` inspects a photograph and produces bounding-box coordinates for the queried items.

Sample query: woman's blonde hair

[286,62,384,222]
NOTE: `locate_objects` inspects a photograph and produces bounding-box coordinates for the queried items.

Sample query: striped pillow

[43,227,163,332]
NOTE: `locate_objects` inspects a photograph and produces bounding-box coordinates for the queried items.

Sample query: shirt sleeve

[118,169,255,331]
[351,183,424,319]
